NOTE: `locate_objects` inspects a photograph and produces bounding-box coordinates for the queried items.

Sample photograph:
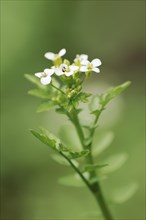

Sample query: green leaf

[75,92,91,103]
[84,163,108,172]
[110,182,139,204]
[89,81,131,115]
[51,154,70,166]
[58,174,86,187]
[58,125,82,151]
[67,149,89,159]
[25,74,43,88]
[89,175,107,184]
[98,153,128,175]
[30,129,57,149]
[89,95,102,113]
[28,89,50,99]
[101,81,131,106]
[92,131,115,157]
[31,128,89,160]
[37,101,56,112]
[55,107,67,115]
[59,144,89,159]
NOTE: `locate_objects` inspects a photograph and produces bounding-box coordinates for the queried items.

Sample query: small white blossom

[74,54,88,63]
[35,68,54,85]
[55,64,79,77]
[44,48,66,61]
[80,58,102,73]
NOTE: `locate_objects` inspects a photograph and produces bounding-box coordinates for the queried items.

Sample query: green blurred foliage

[1,1,145,219]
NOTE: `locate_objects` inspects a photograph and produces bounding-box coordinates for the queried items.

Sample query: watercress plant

[25,48,137,220]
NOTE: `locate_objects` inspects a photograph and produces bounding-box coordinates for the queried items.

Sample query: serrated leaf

[59,146,89,160]
[31,128,89,160]
[92,131,114,157]
[98,153,128,175]
[25,74,43,88]
[37,101,56,112]
[110,182,138,204]
[84,163,108,172]
[58,174,86,187]
[30,129,56,149]
[40,127,60,143]
[68,149,89,159]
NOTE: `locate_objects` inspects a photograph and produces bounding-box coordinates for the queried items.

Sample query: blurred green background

[1,1,145,219]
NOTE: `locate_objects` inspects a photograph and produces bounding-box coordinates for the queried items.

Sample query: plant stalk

[69,108,114,220]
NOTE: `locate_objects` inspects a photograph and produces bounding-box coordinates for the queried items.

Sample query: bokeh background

[1,1,145,219]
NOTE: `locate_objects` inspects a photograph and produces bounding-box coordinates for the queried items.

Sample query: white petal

[44,52,55,60]
[60,63,68,69]
[65,71,74,76]
[80,54,88,60]
[81,60,89,65]
[44,68,54,76]
[91,58,102,67]
[41,76,51,85]
[80,66,88,72]
[59,48,66,57]
[69,65,79,71]
[93,67,100,73]
[35,72,42,78]
[55,68,64,76]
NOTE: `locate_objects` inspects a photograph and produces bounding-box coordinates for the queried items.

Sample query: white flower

[74,54,88,63]
[80,58,102,73]
[35,68,54,85]
[44,48,66,61]
[55,64,79,77]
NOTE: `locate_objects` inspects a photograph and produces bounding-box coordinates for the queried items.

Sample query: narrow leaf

[55,107,67,115]
[37,101,56,112]
[98,153,128,175]
[58,174,86,187]
[93,131,114,157]
[102,81,131,106]
[51,154,70,166]
[68,149,89,159]
[110,182,139,204]
[30,129,56,149]
[31,128,89,160]
[89,81,131,115]
[28,89,50,99]
[84,163,108,172]
[59,125,82,151]
[25,74,43,88]
[89,95,102,113]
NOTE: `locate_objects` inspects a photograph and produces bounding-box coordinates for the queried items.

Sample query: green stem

[67,108,85,148]
[60,152,91,191]
[88,152,113,220]
[92,181,114,220]
[89,108,104,142]
[51,83,66,95]
[68,107,114,220]
[60,153,113,219]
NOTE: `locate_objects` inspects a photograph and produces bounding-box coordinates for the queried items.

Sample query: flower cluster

[35,49,102,85]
